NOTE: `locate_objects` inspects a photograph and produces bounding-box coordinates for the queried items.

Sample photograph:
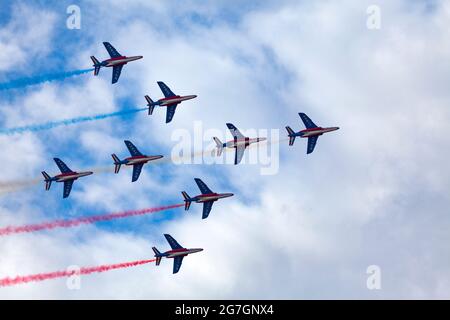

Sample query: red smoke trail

[0,203,184,237]
[0,259,155,287]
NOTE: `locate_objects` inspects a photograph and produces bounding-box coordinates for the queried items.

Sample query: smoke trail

[0,138,287,195]
[0,163,133,196]
[169,137,289,163]
[0,107,147,135]
[0,259,155,287]
[0,68,94,91]
[0,164,114,196]
[0,203,184,236]
[0,178,42,195]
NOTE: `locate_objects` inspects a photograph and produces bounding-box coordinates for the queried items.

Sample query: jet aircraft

[91,42,143,84]
[286,113,339,154]
[152,234,203,274]
[182,178,233,219]
[112,140,163,182]
[145,81,197,123]
[42,158,93,198]
[213,123,266,165]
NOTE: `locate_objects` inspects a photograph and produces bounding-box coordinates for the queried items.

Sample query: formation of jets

[36,42,340,274]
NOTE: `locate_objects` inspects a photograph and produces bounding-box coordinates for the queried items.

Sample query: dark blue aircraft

[181,178,233,219]
[286,113,339,154]
[152,234,203,274]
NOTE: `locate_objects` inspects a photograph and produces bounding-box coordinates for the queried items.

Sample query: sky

[0,0,449,299]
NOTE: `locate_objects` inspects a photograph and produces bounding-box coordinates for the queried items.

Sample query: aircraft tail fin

[41,171,52,190]
[213,137,223,156]
[181,191,192,210]
[145,95,155,115]
[286,126,295,135]
[152,247,162,266]
[111,154,121,173]
[90,56,100,65]
[286,126,296,146]
[90,56,101,75]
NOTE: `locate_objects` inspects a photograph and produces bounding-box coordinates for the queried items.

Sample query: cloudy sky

[0,0,449,299]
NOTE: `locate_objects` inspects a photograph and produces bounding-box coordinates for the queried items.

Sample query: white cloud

[0,4,56,72]
[0,0,449,299]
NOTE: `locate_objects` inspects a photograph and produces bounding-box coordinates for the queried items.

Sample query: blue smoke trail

[0,68,94,91]
[0,107,148,135]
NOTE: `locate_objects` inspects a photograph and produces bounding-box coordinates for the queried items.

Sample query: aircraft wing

[112,65,123,84]
[173,256,184,274]
[157,81,176,98]
[165,104,178,123]
[124,140,143,156]
[202,201,215,219]
[131,163,144,182]
[53,158,72,173]
[103,42,122,58]
[194,178,213,194]
[234,145,246,165]
[307,136,319,154]
[63,180,74,198]
[164,234,183,249]
[299,113,318,129]
[226,123,245,139]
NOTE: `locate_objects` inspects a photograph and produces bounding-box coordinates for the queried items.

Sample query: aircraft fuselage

[162,248,203,259]
[123,155,163,166]
[102,55,143,67]
[224,137,266,149]
[157,95,197,106]
[193,192,234,203]
[296,127,339,138]
[54,171,93,182]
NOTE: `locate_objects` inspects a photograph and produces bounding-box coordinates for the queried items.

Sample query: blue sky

[0,0,449,299]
